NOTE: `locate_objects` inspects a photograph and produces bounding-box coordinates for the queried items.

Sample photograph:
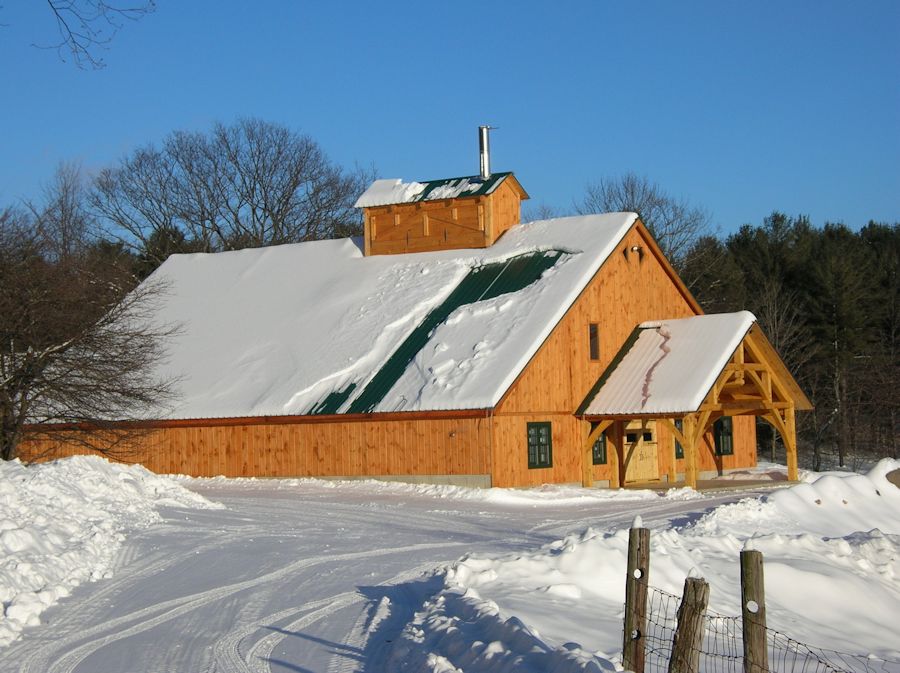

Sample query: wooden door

[624,420,660,483]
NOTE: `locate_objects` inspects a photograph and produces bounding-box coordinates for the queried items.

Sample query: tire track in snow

[211,562,444,673]
[1,528,233,664]
[20,542,465,673]
[325,564,440,673]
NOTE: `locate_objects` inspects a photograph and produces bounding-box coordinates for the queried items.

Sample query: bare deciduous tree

[0,174,176,462]
[522,202,563,222]
[43,0,156,68]
[91,118,370,272]
[27,161,92,260]
[576,173,712,268]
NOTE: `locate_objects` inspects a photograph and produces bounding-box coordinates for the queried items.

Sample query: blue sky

[1,1,897,234]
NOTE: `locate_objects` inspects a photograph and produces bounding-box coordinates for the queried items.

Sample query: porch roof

[579,312,757,416]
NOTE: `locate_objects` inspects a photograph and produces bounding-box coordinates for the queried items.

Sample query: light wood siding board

[366,199,497,255]
[663,415,756,477]
[494,225,701,484]
[364,182,525,256]
[488,181,523,245]
[20,416,492,479]
[499,226,698,416]
[490,413,584,487]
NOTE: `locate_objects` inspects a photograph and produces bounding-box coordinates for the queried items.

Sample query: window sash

[592,433,607,465]
[589,323,600,361]
[674,419,684,459]
[714,416,734,456]
[527,422,553,468]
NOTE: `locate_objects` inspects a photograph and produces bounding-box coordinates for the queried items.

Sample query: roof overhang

[578,312,813,421]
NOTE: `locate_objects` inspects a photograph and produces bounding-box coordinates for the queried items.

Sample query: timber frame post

[582,419,612,487]
[670,412,710,490]
[609,421,623,488]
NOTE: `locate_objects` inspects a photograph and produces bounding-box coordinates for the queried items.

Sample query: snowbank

[395,460,900,670]
[188,474,705,507]
[0,456,221,647]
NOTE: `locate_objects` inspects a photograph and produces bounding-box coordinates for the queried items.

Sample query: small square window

[589,323,600,361]
[642,431,653,442]
[592,433,607,465]
[527,422,553,469]
[625,432,638,443]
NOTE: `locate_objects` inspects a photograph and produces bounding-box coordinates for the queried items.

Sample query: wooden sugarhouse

[22,139,811,488]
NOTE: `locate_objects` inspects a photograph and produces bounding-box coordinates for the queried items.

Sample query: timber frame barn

[23,165,812,489]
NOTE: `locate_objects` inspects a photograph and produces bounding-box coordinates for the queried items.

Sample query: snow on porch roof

[579,311,757,417]
[144,212,637,421]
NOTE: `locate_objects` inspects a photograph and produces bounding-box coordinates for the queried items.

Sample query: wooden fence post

[740,550,769,673]
[668,576,709,673]
[623,523,650,673]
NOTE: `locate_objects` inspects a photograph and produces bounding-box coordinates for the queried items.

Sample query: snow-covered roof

[354,173,514,208]
[580,312,757,416]
[145,213,638,420]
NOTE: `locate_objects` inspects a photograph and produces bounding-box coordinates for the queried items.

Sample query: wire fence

[639,586,900,673]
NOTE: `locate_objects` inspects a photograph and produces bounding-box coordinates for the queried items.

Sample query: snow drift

[393,460,900,670]
[0,456,221,646]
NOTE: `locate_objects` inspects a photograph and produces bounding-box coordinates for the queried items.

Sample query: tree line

[682,214,898,470]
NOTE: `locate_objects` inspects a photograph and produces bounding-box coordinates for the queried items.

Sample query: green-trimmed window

[589,323,600,361]
[527,422,553,469]
[674,419,684,459]
[714,416,734,456]
[592,433,607,465]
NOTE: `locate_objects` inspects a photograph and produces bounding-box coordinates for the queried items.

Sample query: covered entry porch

[576,312,812,489]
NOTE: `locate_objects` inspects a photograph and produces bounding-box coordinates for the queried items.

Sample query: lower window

[592,432,607,465]
[527,422,553,469]
[714,416,734,456]
[674,419,684,459]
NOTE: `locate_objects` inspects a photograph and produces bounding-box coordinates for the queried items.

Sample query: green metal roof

[318,249,567,415]
[411,172,513,202]
[308,383,357,415]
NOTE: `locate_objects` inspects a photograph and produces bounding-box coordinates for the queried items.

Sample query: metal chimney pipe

[478,125,492,180]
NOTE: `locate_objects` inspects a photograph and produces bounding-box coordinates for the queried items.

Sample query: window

[626,432,638,443]
[527,422,553,468]
[674,419,684,459]
[714,416,734,456]
[642,431,653,442]
[592,433,607,465]
[589,323,600,361]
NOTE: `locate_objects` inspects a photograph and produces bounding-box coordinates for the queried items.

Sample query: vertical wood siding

[494,225,702,486]
[20,416,492,479]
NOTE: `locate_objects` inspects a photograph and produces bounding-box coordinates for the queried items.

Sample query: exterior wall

[655,415,757,481]
[490,413,583,488]
[19,416,492,481]
[494,224,701,486]
[487,180,522,243]
[365,198,489,255]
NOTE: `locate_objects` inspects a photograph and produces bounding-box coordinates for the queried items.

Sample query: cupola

[353,128,529,256]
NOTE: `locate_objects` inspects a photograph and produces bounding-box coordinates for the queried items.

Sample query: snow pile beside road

[192,473,707,506]
[395,460,900,670]
[0,456,221,646]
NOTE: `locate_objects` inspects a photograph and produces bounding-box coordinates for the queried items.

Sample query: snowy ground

[1,458,898,672]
